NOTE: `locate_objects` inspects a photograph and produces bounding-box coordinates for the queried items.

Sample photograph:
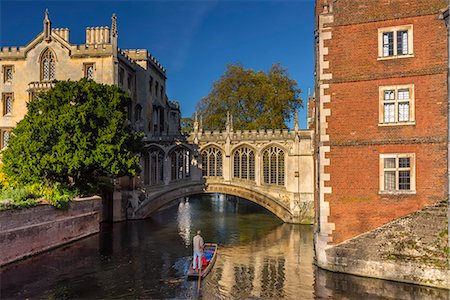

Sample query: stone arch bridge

[115,115,314,224]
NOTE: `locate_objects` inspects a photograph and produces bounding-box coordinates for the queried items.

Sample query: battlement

[71,43,113,57]
[27,81,55,91]
[122,49,148,61]
[191,128,313,142]
[0,46,25,59]
[147,52,166,73]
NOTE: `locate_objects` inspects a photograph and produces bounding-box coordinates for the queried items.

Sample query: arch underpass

[132,181,302,223]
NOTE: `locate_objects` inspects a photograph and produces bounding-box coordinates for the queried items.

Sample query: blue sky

[0,0,315,129]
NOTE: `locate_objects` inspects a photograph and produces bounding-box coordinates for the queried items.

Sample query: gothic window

[170,147,190,181]
[3,66,13,82]
[233,146,255,181]
[84,63,94,79]
[262,146,285,186]
[144,147,164,185]
[40,49,55,81]
[2,130,10,149]
[2,93,13,116]
[202,147,223,177]
[149,76,153,93]
[119,68,124,85]
[135,104,142,122]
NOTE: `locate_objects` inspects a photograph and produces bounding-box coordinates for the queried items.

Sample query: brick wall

[317,0,448,244]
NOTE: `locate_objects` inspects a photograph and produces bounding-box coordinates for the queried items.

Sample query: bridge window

[233,147,255,181]
[171,147,190,181]
[263,146,285,186]
[202,147,223,177]
[144,147,164,185]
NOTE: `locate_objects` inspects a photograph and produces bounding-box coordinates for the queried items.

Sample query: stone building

[0,10,181,151]
[314,0,449,288]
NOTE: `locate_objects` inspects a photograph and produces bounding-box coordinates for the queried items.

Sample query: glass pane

[384,158,396,169]
[384,104,395,123]
[384,90,395,101]
[399,157,410,168]
[398,103,409,122]
[384,171,396,191]
[6,68,12,80]
[399,171,410,190]
[397,30,408,55]
[397,89,410,100]
[383,32,394,56]
[233,152,240,178]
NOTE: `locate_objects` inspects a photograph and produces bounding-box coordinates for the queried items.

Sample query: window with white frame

[378,25,413,59]
[380,153,415,193]
[379,85,414,125]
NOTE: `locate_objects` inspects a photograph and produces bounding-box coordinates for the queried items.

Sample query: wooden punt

[187,243,218,279]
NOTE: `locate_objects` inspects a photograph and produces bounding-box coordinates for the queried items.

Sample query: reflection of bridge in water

[202,223,315,299]
[119,113,314,224]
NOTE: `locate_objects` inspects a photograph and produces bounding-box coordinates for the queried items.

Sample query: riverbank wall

[0,196,102,266]
[316,201,449,290]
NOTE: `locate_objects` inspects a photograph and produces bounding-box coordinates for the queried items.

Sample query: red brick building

[314,0,448,266]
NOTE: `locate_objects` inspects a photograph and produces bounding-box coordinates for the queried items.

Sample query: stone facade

[314,0,449,288]
[0,10,181,150]
[120,113,315,224]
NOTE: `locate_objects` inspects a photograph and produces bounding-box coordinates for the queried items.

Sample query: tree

[2,79,143,188]
[196,63,302,130]
[181,117,194,134]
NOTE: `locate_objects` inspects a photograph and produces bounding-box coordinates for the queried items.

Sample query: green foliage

[181,117,194,134]
[0,186,39,210]
[2,79,143,189]
[196,63,302,130]
[0,183,79,211]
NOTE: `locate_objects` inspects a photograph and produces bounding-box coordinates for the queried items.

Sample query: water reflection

[177,197,192,245]
[1,195,448,299]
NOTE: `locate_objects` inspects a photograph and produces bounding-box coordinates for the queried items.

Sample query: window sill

[378,121,415,127]
[377,54,414,61]
[379,190,416,195]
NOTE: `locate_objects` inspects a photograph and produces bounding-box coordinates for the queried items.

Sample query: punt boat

[187,243,218,279]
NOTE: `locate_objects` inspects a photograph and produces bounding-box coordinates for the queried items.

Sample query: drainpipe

[440,5,450,254]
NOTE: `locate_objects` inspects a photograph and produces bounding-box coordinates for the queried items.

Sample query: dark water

[1,194,449,299]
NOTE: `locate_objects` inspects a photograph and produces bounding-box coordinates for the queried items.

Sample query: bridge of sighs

[115,114,314,224]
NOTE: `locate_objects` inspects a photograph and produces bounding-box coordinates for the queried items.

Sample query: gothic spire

[43,9,52,41]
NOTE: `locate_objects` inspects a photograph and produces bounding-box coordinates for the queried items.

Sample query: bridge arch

[132,182,297,223]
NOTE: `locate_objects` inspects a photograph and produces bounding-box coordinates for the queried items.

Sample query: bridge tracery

[202,146,223,178]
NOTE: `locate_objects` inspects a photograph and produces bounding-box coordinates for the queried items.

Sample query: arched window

[40,49,55,81]
[171,147,190,181]
[144,147,164,185]
[2,131,9,149]
[263,146,285,186]
[202,147,223,177]
[233,147,255,181]
[135,104,142,122]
